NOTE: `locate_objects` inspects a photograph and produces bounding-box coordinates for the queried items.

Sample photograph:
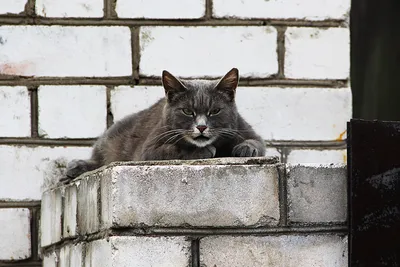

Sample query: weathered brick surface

[0,26,131,77]
[287,164,347,223]
[36,0,103,17]
[285,27,350,79]
[0,208,31,260]
[77,175,100,234]
[41,189,62,247]
[102,161,280,228]
[0,0,27,14]
[213,0,350,20]
[200,235,348,267]
[85,237,191,267]
[0,86,31,137]
[42,253,57,267]
[59,243,83,267]
[38,85,107,138]
[116,0,205,19]
[139,26,278,78]
[63,184,78,238]
[288,149,347,164]
[0,145,91,200]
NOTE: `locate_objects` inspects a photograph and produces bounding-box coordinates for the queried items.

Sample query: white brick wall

[0,0,27,14]
[0,86,31,137]
[288,149,347,164]
[116,0,205,19]
[38,85,107,138]
[0,208,31,260]
[140,26,278,78]
[0,145,91,200]
[36,0,103,18]
[0,26,131,77]
[285,27,350,79]
[213,0,350,20]
[201,235,348,266]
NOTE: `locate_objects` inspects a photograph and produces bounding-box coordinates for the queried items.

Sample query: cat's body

[66,68,265,178]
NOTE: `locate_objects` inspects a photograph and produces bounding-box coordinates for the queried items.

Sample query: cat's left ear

[214,68,239,102]
[162,70,187,102]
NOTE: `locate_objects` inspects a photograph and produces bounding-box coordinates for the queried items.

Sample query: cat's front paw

[205,145,217,158]
[66,159,89,178]
[232,141,260,157]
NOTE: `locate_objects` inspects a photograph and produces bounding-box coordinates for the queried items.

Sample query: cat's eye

[182,108,194,116]
[209,108,221,116]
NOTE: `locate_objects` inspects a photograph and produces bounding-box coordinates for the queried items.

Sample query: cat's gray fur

[66,68,265,178]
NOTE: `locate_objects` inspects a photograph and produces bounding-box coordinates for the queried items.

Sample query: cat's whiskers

[149,129,185,144]
[163,132,186,145]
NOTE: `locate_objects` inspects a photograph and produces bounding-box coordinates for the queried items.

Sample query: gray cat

[66,68,265,178]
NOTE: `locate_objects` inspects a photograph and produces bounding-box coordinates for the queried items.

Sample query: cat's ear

[214,68,239,101]
[162,70,187,102]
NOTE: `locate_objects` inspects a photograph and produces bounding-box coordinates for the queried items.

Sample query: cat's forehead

[181,79,218,91]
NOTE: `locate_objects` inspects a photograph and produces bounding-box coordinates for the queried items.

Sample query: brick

[0,0,27,14]
[285,27,350,79]
[236,87,352,141]
[36,0,103,17]
[59,243,82,267]
[63,184,78,238]
[0,26,131,77]
[287,164,347,223]
[41,189,62,247]
[43,252,58,267]
[201,235,348,267]
[140,26,277,78]
[38,85,107,138]
[287,149,347,164]
[101,160,280,228]
[116,0,205,19]
[0,86,30,137]
[77,175,99,234]
[85,237,190,267]
[213,0,350,20]
[111,86,164,121]
[0,208,31,260]
[0,145,91,200]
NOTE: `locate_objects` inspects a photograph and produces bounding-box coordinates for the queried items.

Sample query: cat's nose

[196,125,208,133]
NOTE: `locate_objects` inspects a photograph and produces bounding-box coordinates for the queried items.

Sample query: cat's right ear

[162,70,187,102]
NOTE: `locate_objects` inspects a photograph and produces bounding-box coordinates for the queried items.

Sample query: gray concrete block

[200,235,348,267]
[287,164,347,223]
[77,175,99,234]
[41,188,62,247]
[63,184,77,238]
[42,252,58,267]
[85,236,190,267]
[59,243,83,267]
[102,161,280,227]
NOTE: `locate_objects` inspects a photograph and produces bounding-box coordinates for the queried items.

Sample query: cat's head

[161,68,240,148]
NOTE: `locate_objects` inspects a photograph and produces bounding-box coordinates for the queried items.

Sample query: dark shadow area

[351,0,400,120]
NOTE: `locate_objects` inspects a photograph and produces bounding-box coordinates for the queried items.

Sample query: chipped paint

[336,130,347,141]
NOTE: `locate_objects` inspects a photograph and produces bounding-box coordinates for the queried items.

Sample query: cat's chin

[185,136,215,148]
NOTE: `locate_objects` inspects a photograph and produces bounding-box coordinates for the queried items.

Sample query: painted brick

[140,26,278,78]
[116,0,205,19]
[0,86,30,137]
[0,145,91,200]
[0,26,131,77]
[237,87,352,141]
[36,0,103,17]
[213,0,350,20]
[77,175,99,235]
[85,237,190,267]
[285,27,350,79]
[0,0,27,14]
[101,161,280,228]
[59,243,82,267]
[42,252,58,267]
[288,149,347,164]
[38,85,107,138]
[41,189,62,247]
[287,164,347,223]
[0,208,31,260]
[63,184,78,238]
[111,86,164,121]
[201,235,348,267]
